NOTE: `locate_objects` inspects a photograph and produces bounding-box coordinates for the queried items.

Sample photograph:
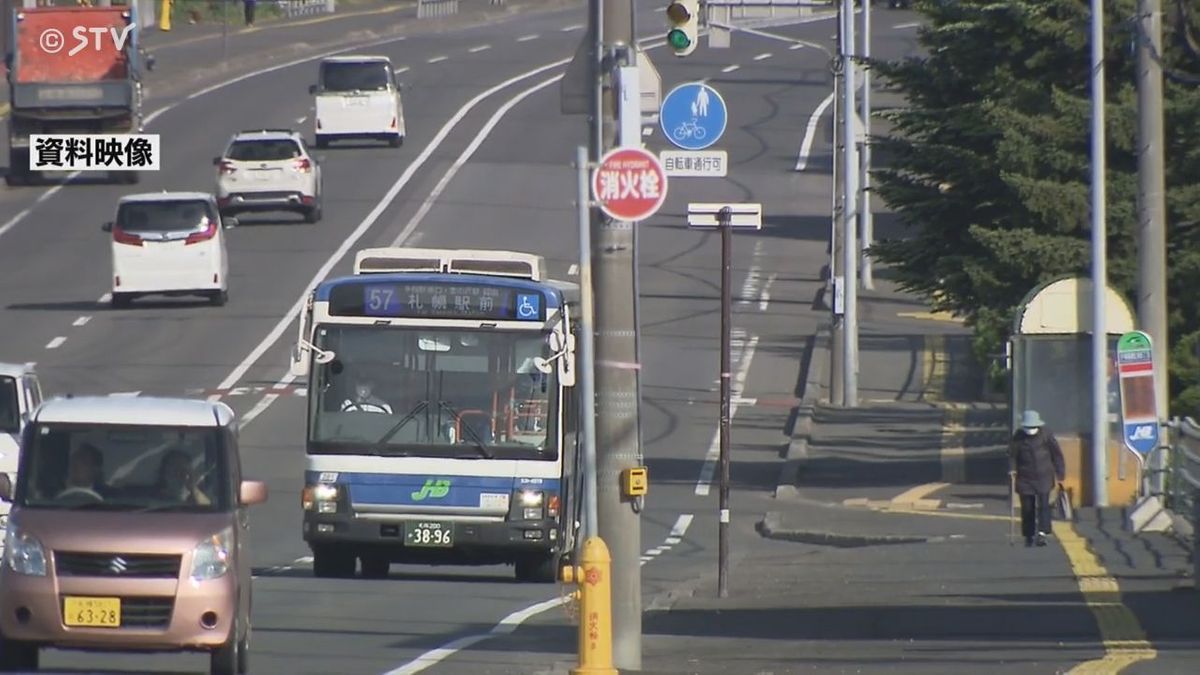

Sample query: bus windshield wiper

[438,400,493,459]
[374,400,429,448]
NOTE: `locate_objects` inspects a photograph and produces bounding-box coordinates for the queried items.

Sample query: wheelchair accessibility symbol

[516,294,541,320]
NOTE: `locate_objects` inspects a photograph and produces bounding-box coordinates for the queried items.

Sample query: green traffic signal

[668,28,691,50]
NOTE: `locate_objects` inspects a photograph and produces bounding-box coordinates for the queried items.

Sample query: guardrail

[277,0,335,19]
[416,0,458,19]
[1164,417,1200,526]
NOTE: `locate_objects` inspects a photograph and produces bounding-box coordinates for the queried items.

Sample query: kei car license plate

[404,521,453,547]
[63,596,121,627]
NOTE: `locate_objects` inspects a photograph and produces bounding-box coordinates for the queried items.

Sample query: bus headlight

[517,490,543,507]
[302,484,340,513]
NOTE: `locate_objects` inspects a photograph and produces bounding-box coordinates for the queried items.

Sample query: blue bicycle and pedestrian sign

[659,82,728,151]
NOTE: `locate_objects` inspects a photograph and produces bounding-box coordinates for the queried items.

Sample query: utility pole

[840,0,859,407]
[591,0,642,667]
[717,206,733,598]
[1134,0,1169,415]
[858,0,874,290]
[1090,0,1109,507]
[829,4,844,405]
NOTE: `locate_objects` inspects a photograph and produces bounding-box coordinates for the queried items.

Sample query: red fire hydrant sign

[591,147,669,222]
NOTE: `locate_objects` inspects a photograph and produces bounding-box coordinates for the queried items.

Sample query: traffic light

[666,0,699,57]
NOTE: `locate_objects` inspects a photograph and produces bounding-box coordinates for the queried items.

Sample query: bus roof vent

[353,247,545,281]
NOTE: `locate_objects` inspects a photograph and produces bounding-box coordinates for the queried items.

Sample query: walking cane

[1008,471,1017,546]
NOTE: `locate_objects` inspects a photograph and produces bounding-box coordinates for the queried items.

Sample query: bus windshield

[308,325,557,459]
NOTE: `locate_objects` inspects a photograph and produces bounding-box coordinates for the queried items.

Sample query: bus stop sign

[1116,330,1161,455]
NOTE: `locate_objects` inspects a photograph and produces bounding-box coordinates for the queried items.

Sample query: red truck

[5,5,152,186]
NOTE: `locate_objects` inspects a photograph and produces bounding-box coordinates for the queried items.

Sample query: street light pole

[858,0,873,290]
[839,0,859,407]
[1089,0,1109,507]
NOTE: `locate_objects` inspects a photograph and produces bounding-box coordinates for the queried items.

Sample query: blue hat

[1020,410,1045,428]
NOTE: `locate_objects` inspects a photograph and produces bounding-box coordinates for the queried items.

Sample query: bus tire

[515,554,557,583]
[311,546,356,578]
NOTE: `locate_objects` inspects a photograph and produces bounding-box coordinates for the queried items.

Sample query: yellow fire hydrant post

[158,0,171,31]
[561,536,616,674]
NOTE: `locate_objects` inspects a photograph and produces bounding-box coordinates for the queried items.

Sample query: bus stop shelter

[1009,275,1140,507]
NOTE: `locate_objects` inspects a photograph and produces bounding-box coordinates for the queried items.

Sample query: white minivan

[309,56,406,148]
[102,192,237,308]
[0,363,42,532]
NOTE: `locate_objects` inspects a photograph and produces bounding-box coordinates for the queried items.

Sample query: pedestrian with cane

[1009,409,1066,548]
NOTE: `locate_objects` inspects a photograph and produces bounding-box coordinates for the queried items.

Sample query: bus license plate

[63,596,121,627]
[405,521,453,548]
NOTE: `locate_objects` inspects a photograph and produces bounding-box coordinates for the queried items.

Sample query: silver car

[213,129,323,223]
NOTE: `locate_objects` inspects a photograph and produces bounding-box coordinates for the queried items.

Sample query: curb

[757,511,933,547]
[773,319,831,499]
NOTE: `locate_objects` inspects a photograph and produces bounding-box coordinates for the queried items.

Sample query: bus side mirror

[289,343,310,378]
[557,333,577,387]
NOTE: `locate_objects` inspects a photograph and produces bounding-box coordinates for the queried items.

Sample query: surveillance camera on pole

[666,0,699,57]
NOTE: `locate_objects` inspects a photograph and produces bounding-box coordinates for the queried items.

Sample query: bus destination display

[331,282,545,321]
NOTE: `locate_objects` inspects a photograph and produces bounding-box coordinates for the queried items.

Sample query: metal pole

[717,206,733,598]
[840,0,859,407]
[829,4,843,406]
[858,0,873,290]
[594,0,642,667]
[1134,0,1169,492]
[576,145,599,540]
[1090,0,1109,507]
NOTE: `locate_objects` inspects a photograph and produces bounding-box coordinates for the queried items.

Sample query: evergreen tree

[870,0,1200,415]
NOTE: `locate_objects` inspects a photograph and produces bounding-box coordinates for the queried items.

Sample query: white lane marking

[108,391,141,397]
[894,21,921,29]
[753,52,772,61]
[642,127,653,137]
[240,394,280,428]
[469,44,491,53]
[639,514,694,567]
[44,336,66,350]
[210,56,576,408]
[384,597,567,675]
[395,66,411,74]
[567,263,579,276]
[560,23,584,32]
[517,34,539,42]
[390,74,563,245]
[721,64,740,73]
[789,43,804,50]
[296,116,307,124]
[795,91,835,171]
[760,272,776,311]
[696,336,760,496]
[205,394,222,404]
[254,555,313,577]
[97,293,111,304]
[389,512,692,673]
[427,55,448,63]
[72,316,91,327]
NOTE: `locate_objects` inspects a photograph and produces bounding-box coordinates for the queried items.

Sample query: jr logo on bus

[411,479,451,501]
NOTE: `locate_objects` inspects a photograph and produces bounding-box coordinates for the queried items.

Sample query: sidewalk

[615,277,1200,673]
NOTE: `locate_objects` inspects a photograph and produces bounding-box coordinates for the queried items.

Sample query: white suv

[213,129,323,223]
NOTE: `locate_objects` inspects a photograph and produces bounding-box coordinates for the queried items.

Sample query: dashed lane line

[427,55,449,63]
[72,316,91,327]
[517,34,539,42]
[469,44,491,53]
[44,336,66,350]
[753,52,772,61]
[696,332,759,496]
[722,64,740,73]
[641,514,694,564]
[560,23,584,32]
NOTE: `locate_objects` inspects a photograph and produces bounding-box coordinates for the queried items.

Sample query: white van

[309,56,406,148]
[102,192,236,308]
[0,363,42,530]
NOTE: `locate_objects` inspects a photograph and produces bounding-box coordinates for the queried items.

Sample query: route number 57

[367,288,395,312]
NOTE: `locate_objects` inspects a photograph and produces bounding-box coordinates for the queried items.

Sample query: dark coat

[1010,428,1066,496]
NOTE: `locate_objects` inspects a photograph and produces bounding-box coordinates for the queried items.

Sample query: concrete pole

[858,0,874,290]
[576,144,599,542]
[1090,0,1109,507]
[1134,0,1169,430]
[829,5,843,405]
[840,0,859,407]
[592,0,642,667]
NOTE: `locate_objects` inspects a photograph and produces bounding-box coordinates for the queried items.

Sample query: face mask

[1023,426,1039,435]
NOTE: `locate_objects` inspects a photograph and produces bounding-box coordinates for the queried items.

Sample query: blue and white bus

[289,248,582,582]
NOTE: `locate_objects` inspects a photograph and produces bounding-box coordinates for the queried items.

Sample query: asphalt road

[0,3,925,673]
